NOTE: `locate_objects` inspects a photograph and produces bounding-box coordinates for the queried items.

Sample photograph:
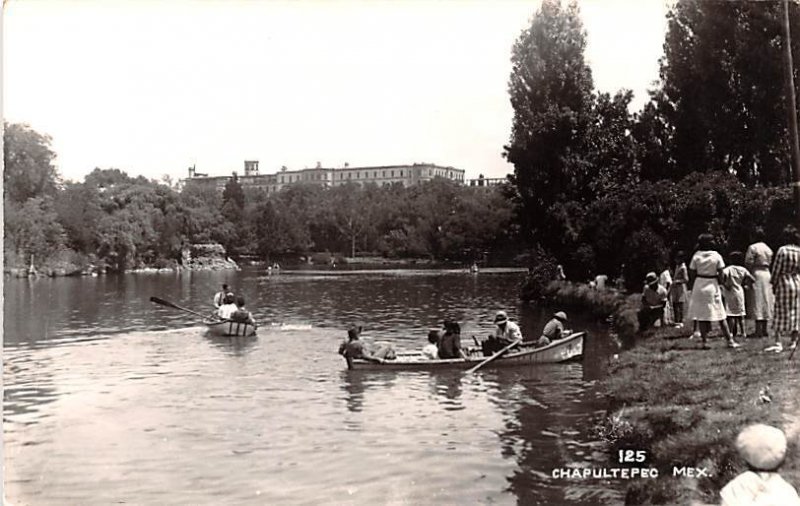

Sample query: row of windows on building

[275,168,464,184]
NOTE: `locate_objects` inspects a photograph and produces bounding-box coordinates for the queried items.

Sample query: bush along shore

[534,281,800,505]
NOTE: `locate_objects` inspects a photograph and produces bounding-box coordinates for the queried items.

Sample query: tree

[222,174,245,211]
[4,122,60,203]
[655,0,800,185]
[4,197,66,265]
[503,0,595,245]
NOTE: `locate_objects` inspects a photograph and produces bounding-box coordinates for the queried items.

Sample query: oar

[466,338,522,374]
[150,296,217,321]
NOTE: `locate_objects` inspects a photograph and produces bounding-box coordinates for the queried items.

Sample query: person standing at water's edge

[745,227,774,338]
[687,233,740,349]
[766,225,800,353]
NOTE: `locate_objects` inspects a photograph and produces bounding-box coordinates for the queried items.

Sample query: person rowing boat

[537,311,571,347]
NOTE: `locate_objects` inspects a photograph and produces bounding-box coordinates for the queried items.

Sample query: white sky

[3,0,669,183]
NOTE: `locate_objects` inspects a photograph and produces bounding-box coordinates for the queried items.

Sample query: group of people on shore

[637,226,800,352]
[212,283,255,325]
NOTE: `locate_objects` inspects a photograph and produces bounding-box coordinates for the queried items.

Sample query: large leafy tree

[503,0,595,245]
[4,122,60,203]
[654,0,800,185]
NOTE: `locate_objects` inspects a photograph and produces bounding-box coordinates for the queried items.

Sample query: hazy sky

[4,0,670,183]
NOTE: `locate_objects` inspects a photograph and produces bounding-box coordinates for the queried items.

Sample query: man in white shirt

[494,311,523,343]
[217,294,238,320]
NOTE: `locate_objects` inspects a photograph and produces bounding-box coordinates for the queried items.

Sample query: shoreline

[537,281,799,504]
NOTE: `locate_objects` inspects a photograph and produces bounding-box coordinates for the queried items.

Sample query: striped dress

[771,244,800,332]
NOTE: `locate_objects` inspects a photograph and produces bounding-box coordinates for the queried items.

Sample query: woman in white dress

[688,234,740,349]
[745,227,774,338]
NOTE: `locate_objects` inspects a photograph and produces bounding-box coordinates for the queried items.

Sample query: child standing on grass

[720,424,800,506]
[670,252,689,328]
[722,251,755,340]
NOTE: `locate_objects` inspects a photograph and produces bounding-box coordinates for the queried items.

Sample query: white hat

[494,311,508,324]
[735,424,787,471]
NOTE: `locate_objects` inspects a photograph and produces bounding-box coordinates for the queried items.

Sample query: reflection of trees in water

[4,353,60,429]
[485,365,623,505]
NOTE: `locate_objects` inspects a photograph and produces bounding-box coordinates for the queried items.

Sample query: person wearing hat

[638,271,668,331]
[720,424,800,505]
[537,311,570,347]
[493,311,523,345]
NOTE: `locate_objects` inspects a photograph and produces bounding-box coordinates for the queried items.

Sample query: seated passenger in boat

[230,296,255,325]
[213,284,233,309]
[537,311,570,347]
[338,326,396,366]
[494,311,522,345]
[217,294,238,320]
[438,321,467,359]
[422,329,440,359]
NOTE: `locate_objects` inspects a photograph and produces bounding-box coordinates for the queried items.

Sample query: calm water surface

[4,268,623,505]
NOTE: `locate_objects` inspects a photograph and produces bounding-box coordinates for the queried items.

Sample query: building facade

[182,161,466,194]
[466,174,507,188]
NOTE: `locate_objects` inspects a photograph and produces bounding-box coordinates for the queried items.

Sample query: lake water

[4,267,622,505]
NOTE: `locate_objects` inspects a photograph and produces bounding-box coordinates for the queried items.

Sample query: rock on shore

[181,243,239,271]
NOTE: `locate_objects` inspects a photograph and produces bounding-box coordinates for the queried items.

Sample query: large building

[466,174,507,188]
[182,161,465,193]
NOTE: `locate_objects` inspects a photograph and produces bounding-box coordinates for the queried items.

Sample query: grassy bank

[537,281,800,504]
[599,327,800,505]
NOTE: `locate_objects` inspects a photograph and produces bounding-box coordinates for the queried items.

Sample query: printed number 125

[618,450,647,463]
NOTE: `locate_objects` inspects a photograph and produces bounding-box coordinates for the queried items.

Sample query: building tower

[244,160,259,176]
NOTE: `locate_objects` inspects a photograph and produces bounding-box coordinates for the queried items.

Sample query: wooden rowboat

[205,320,258,337]
[347,332,585,371]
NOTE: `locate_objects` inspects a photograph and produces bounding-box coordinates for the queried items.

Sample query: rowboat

[205,320,258,337]
[347,332,585,371]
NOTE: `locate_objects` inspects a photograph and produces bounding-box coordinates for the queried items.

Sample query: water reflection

[430,371,464,408]
[204,334,259,356]
[5,268,622,505]
[340,370,367,413]
[487,365,623,504]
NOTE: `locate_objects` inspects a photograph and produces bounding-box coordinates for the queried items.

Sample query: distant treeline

[3,122,516,273]
[509,1,800,293]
